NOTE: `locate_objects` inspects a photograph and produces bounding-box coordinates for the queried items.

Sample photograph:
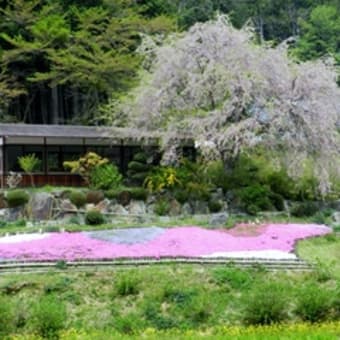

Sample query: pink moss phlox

[0,224,330,261]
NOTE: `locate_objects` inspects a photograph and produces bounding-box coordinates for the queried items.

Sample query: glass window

[5,146,23,172]
[61,146,85,163]
[47,146,62,172]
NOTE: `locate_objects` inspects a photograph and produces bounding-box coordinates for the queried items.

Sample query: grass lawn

[297,233,340,280]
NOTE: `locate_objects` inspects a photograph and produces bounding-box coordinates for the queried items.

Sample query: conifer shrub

[86,190,104,204]
[6,189,30,208]
[69,191,86,208]
[208,200,222,213]
[129,188,148,201]
[85,210,105,225]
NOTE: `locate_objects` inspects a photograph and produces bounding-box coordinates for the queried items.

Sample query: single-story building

[0,123,194,187]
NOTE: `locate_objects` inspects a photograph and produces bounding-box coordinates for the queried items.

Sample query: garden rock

[129,200,146,215]
[0,209,6,219]
[210,188,224,202]
[95,199,111,213]
[209,212,229,227]
[29,192,54,221]
[111,204,128,215]
[85,203,95,211]
[169,199,181,216]
[182,202,193,215]
[5,206,25,222]
[0,192,7,209]
[192,201,209,214]
[332,212,340,224]
[60,199,78,212]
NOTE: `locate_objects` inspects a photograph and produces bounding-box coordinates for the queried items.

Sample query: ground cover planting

[0,256,339,339]
[0,224,330,261]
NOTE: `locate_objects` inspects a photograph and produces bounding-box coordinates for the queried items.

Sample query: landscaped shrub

[295,283,334,322]
[208,200,222,213]
[291,202,318,217]
[173,189,189,204]
[104,189,120,200]
[129,188,148,201]
[69,191,86,208]
[0,220,7,228]
[117,190,131,206]
[86,190,104,204]
[30,295,67,339]
[90,163,122,190]
[243,282,289,325]
[6,189,30,208]
[238,185,274,215]
[12,219,27,227]
[85,210,105,225]
[127,151,156,185]
[154,199,170,216]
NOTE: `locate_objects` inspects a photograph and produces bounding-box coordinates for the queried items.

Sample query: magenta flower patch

[0,224,330,261]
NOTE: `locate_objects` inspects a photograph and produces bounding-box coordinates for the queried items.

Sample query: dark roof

[0,123,116,139]
[0,123,193,145]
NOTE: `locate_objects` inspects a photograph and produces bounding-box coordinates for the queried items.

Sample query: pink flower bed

[0,224,330,261]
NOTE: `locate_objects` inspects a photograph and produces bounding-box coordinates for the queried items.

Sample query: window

[5,146,23,172]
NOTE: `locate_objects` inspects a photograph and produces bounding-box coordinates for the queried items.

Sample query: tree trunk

[40,84,48,124]
[51,86,59,124]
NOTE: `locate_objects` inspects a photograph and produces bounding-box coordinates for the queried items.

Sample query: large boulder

[111,204,129,215]
[29,193,54,221]
[95,199,112,213]
[60,199,78,212]
[209,212,229,228]
[182,202,193,216]
[192,200,209,214]
[129,200,146,215]
[0,192,7,209]
[5,206,26,222]
[169,199,181,216]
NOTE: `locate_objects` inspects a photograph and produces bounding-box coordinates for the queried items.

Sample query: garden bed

[0,224,330,262]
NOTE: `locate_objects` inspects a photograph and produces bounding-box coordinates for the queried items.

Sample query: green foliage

[312,208,334,225]
[113,272,140,297]
[18,153,41,187]
[294,5,340,61]
[6,189,30,208]
[85,209,105,225]
[18,153,42,173]
[153,199,170,216]
[0,295,14,336]
[69,191,86,208]
[63,152,109,184]
[144,166,181,193]
[0,220,7,228]
[212,267,253,289]
[30,295,67,339]
[295,283,335,322]
[238,184,274,215]
[208,200,222,213]
[86,190,104,204]
[104,189,120,200]
[89,164,122,190]
[129,188,148,201]
[127,152,155,185]
[243,282,289,325]
[291,202,318,218]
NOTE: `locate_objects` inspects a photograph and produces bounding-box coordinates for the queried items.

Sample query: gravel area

[85,227,165,245]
